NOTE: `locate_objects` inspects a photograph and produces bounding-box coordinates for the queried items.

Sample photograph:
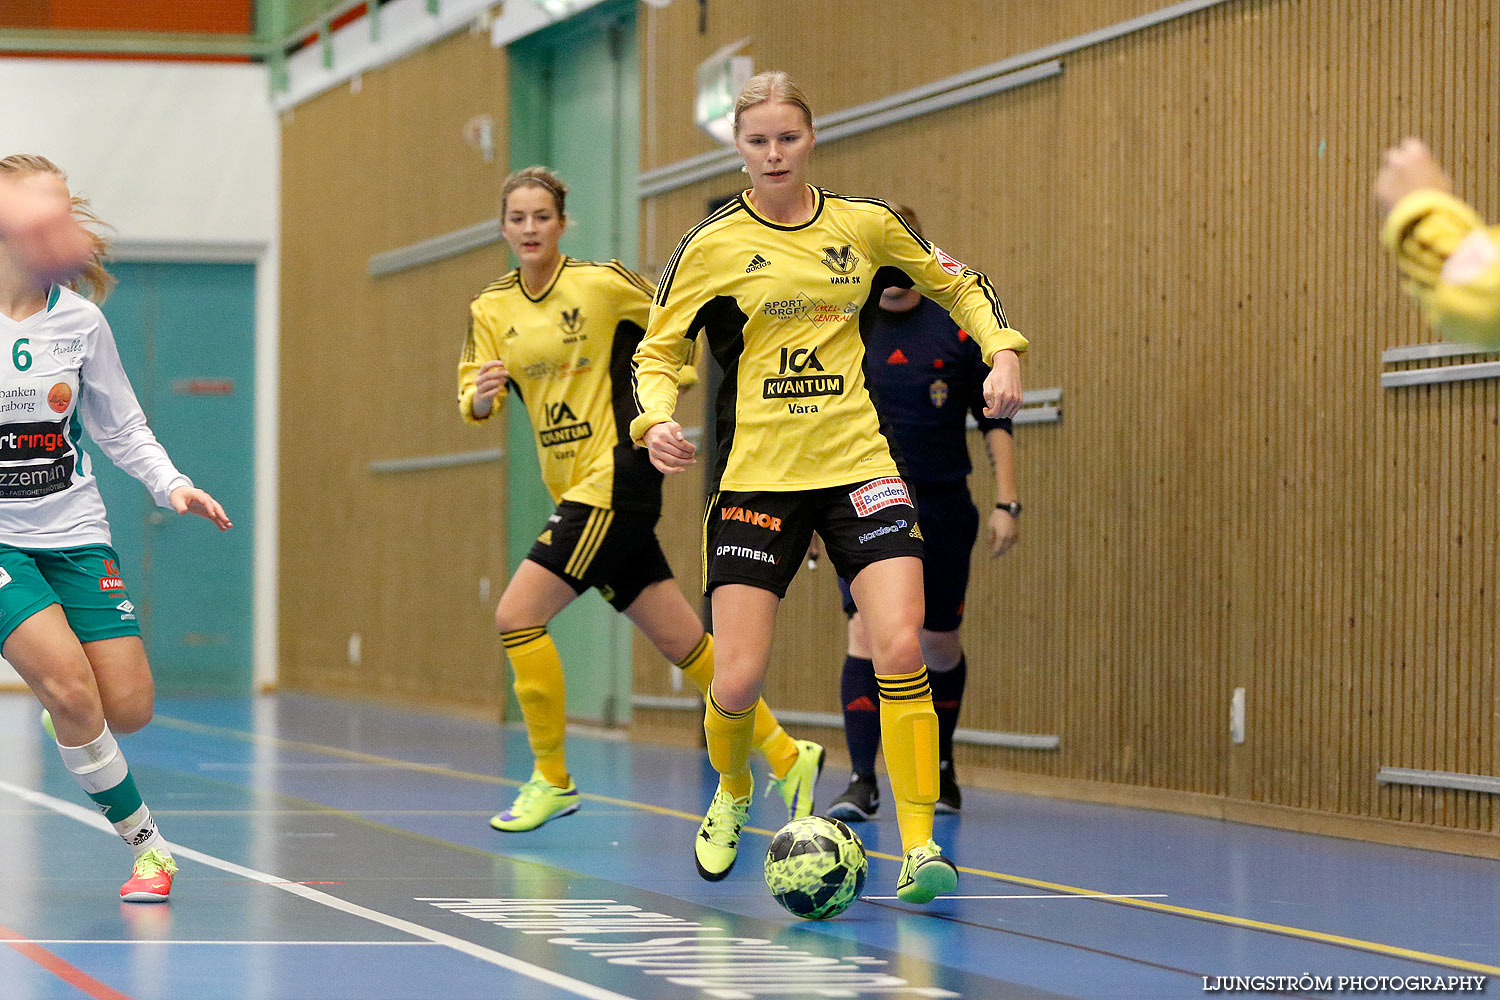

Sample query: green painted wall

[505,0,638,725]
[93,261,255,694]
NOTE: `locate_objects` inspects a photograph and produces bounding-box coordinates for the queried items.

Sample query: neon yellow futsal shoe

[121,848,178,903]
[767,739,824,821]
[489,772,579,832]
[40,709,56,741]
[694,785,751,881]
[896,840,958,904]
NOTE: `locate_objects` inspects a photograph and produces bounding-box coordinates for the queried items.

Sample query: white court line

[862,893,1169,901]
[0,777,640,1000]
[5,940,444,946]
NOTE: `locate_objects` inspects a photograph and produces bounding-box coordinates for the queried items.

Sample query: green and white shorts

[0,543,140,647]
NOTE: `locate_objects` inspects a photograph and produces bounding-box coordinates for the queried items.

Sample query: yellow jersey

[459,257,660,512]
[1382,190,1500,347]
[631,187,1027,491]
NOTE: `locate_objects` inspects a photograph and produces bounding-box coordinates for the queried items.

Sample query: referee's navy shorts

[837,480,979,632]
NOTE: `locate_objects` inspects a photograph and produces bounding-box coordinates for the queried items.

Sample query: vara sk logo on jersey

[820,244,859,275]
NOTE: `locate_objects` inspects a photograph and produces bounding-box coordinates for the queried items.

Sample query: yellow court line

[152,809,496,817]
[153,714,1500,976]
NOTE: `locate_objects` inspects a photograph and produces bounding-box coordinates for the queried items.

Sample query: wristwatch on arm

[996,501,1022,518]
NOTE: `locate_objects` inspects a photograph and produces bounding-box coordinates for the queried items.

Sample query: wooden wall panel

[638,0,1500,848]
[280,29,513,713]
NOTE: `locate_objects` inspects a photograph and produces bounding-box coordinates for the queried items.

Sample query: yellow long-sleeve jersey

[1382,190,1500,347]
[630,186,1027,492]
[459,257,661,512]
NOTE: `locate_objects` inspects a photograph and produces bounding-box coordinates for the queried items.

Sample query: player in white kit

[0,154,232,902]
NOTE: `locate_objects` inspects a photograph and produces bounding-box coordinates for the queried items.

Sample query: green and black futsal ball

[764,815,868,919]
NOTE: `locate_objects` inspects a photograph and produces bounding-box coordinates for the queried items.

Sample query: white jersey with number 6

[0,285,189,548]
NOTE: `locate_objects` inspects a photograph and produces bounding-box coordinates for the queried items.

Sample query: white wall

[0,59,279,689]
[1,58,276,247]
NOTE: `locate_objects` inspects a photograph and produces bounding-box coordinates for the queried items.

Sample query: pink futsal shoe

[120,848,178,902]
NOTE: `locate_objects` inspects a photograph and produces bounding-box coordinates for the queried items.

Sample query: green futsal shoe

[489,772,579,832]
[896,840,958,904]
[768,738,824,821]
[694,784,751,881]
[41,709,56,741]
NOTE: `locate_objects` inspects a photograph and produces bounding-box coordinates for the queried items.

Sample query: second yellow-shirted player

[459,166,823,834]
[632,73,1027,904]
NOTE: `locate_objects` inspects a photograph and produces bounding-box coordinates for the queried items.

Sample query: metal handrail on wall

[1380,342,1500,389]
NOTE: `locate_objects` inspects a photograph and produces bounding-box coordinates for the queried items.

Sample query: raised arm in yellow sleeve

[1382,190,1500,348]
[629,239,708,443]
[457,301,506,425]
[876,207,1028,364]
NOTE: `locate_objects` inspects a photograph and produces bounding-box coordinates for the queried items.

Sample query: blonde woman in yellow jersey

[458,167,822,834]
[1376,138,1500,346]
[631,72,1026,904]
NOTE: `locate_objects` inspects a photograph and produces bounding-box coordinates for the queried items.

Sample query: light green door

[91,261,255,694]
[506,0,638,725]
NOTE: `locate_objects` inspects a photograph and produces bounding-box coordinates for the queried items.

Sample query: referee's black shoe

[825,773,879,822]
[935,760,962,814]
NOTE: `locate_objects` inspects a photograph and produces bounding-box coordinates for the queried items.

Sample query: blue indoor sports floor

[0,691,1495,999]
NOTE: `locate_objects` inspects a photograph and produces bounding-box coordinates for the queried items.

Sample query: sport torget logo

[762,294,858,327]
[521,356,592,380]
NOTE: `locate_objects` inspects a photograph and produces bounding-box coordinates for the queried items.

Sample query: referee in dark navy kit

[824,205,1021,822]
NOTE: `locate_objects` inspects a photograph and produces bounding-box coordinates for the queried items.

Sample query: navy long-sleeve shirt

[864,297,1012,487]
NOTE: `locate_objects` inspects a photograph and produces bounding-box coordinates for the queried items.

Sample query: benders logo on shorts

[849,477,913,517]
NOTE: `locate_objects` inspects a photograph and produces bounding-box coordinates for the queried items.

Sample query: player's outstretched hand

[643,420,696,474]
[983,349,1023,419]
[1375,138,1452,216]
[170,486,233,530]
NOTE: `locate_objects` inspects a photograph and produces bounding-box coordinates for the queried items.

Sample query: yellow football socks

[502,626,570,788]
[675,633,715,690]
[878,666,940,853]
[704,685,755,799]
[677,632,799,778]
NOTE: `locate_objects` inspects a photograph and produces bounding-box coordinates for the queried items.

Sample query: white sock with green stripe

[56,725,165,857]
